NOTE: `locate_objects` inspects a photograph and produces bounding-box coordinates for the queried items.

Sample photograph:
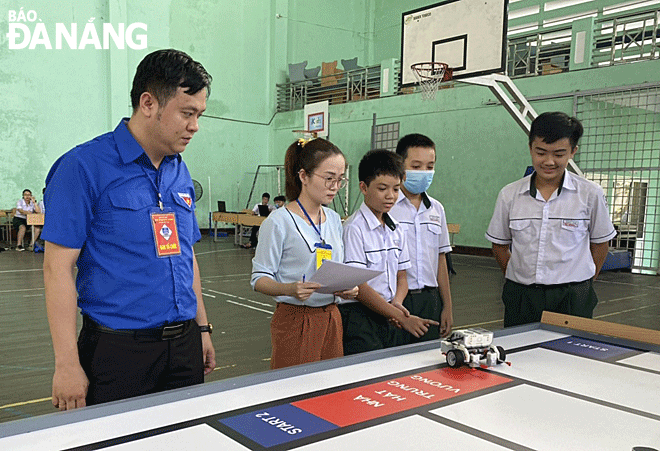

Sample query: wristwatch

[199,323,213,334]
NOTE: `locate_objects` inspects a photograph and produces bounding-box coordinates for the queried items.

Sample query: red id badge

[151,211,181,257]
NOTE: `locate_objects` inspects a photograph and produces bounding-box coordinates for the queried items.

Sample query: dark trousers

[338,303,392,356]
[502,278,598,328]
[78,319,204,406]
[391,287,443,346]
[249,226,260,246]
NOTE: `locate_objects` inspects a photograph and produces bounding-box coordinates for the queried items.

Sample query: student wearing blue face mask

[273,195,286,208]
[389,134,454,345]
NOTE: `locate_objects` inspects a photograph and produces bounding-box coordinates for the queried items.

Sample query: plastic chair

[321,61,341,87]
[288,61,310,108]
[341,57,362,71]
[288,61,309,84]
[0,211,11,246]
[304,66,320,80]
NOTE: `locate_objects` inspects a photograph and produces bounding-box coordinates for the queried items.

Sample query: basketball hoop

[411,62,451,100]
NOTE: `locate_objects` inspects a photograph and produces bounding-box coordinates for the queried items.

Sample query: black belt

[83,316,193,340]
[408,286,438,295]
[507,279,592,289]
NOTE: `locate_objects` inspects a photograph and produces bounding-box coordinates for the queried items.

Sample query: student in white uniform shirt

[243,192,276,249]
[341,150,438,355]
[389,134,454,344]
[251,138,358,369]
[13,189,42,251]
[486,112,616,327]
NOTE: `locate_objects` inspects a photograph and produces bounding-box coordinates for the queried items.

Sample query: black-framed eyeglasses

[311,173,348,189]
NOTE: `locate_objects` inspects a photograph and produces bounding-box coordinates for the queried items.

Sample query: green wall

[2,0,658,251]
[270,59,660,248]
[0,0,277,223]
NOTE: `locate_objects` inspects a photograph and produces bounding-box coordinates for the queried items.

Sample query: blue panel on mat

[543,336,634,360]
[219,404,338,448]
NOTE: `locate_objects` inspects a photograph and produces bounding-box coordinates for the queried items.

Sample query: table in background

[212,212,265,245]
[26,213,44,244]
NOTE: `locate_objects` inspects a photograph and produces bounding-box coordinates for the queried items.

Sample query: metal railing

[277,8,660,109]
[276,64,385,112]
[507,27,572,77]
[594,8,660,66]
[506,7,660,77]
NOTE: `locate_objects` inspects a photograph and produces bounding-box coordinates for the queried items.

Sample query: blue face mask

[403,170,434,194]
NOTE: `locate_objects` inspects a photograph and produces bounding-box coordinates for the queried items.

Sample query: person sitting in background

[13,189,41,251]
[273,195,286,209]
[242,192,275,248]
[33,188,47,253]
[38,187,46,214]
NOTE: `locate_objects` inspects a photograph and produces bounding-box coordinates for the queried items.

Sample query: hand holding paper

[308,260,382,295]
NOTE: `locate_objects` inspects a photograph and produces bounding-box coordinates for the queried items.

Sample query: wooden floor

[0,235,658,424]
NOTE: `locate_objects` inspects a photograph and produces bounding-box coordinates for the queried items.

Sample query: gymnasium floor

[0,235,658,424]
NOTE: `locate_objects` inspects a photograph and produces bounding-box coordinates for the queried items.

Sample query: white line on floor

[597,279,660,290]
[226,300,274,315]
[455,318,503,328]
[194,249,244,256]
[0,268,43,274]
[0,287,44,293]
[199,273,251,280]
[208,289,237,298]
[207,289,274,307]
[213,364,237,371]
[595,301,660,319]
[599,293,650,304]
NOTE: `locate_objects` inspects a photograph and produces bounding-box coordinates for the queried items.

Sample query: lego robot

[441,327,509,369]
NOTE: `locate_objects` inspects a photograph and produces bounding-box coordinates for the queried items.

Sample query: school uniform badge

[178,193,193,208]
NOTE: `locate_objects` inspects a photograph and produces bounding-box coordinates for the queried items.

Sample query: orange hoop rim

[411,62,449,80]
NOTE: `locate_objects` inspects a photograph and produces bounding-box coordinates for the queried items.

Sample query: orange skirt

[270,303,343,370]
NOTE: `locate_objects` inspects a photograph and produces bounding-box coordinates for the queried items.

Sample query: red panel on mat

[292,368,511,427]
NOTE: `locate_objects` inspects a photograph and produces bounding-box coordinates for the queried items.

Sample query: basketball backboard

[303,100,329,138]
[401,0,508,87]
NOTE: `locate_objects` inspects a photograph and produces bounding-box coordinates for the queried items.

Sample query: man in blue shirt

[43,49,216,410]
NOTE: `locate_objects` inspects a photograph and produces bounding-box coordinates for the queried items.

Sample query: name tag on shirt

[429,215,441,223]
[315,242,332,269]
[151,211,181,257]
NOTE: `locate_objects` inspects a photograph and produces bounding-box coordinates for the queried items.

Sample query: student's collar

[421,192,431,208]
[397,189,431,209]
[383,213,396,231]
[528,170,569,199]
[359,202,397,231]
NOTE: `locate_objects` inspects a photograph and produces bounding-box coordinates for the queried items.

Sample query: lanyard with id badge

[143,165,182,258]
[297,200,332,269]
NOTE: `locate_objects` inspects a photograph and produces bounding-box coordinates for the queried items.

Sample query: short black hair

[261,192,271,199]
[396,133,435,160]
[529,112,583,148]
[274,195,286,203]
[358,149,405,186]
[130,49,212,110]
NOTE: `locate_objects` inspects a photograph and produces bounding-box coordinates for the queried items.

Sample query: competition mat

[1,321,659,451]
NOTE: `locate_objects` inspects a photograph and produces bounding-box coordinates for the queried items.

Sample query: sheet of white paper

[308,260,382,294]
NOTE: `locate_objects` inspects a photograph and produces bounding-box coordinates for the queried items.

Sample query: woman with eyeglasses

[251,138,358,369]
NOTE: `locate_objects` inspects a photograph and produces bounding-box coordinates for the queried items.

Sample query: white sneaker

[16,246,25,252]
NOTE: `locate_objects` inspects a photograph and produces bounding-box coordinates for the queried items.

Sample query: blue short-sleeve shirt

[42,119,202,329]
